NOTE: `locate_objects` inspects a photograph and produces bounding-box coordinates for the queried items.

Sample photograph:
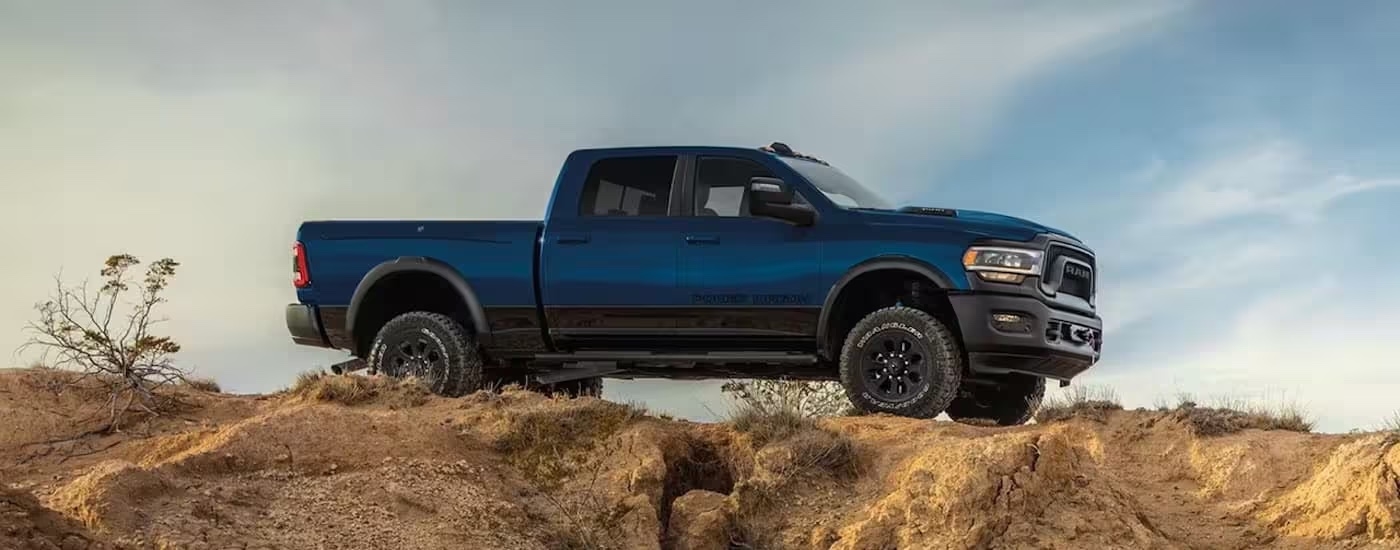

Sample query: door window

[694,157,773,217]
[579,155,677,216]
[694,156,809,216]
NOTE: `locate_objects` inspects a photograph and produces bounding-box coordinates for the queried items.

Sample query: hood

[856,205,1079,241]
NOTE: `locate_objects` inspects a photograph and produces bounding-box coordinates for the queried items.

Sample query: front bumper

[948,292,1102,381]
[286,303,330,348]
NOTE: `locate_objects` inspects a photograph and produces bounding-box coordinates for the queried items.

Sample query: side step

[530,351,819,365]
[533,361,621,385]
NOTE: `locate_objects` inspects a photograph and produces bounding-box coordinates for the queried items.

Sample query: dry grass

[287,370,429,408]
[1033,384,1123,424]
[1160,394,1314,436]
[492,397,650,487]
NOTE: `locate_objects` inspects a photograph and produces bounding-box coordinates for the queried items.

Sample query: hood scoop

[897,206,958,217]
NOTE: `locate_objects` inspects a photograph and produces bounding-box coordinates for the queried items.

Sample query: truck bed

[295,220,542,309]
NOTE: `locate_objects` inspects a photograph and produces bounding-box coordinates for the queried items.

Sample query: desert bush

[1170,397,1314,436]
[19,254,196,430]
[1384,411,1400,433]
[720,379,851,419]
[182,377,221,393]
[1033,384,1123,424]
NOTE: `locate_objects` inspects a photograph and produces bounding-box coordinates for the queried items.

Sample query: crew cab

[285,142,1103,424]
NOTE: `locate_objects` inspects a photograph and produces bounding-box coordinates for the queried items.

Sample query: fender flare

[346,257,490,347]
[815,256,956,358]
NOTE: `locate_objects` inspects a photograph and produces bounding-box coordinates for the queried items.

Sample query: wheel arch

[346,257,490,355]
[816,256,958,359]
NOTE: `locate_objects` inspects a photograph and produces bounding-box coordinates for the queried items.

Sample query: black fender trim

[346,257,491,349]
[816,256,956,359]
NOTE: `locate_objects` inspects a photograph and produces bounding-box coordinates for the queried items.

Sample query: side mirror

[748,176,792,205]
[748,177,815,226]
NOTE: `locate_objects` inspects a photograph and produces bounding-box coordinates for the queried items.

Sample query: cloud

[0,1,1183,394]
[1094,138,1400,334]
[1143,140,1400,228]
[1067,136,1400,431]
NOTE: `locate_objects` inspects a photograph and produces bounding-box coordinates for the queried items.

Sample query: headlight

[962,246,1043,283]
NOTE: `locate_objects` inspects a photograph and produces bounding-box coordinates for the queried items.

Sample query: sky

[2,0,1398,432]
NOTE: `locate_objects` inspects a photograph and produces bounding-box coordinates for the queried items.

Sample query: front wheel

[838,306,963,419]
[367,312,483,397]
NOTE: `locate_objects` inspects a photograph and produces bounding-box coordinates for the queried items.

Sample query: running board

[531,351,819,365]
[533,361,622,384]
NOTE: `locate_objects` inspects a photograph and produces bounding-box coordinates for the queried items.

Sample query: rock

[666,490,732,550]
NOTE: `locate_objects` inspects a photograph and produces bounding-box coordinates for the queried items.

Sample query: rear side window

[579,155,677,217]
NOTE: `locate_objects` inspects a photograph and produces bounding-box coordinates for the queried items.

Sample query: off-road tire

[946,375,1046,426]
[367,312,482,397]
[839,306,962,419]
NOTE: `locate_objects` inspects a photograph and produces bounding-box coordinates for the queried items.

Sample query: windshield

[778,157,893,209]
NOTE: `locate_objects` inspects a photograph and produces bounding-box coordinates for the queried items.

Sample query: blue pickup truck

[285,142,1102,425]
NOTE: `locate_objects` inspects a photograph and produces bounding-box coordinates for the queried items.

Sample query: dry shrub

[1171,397,1314,436]
[1383,411,1400,433]
[721,379,852,420]
[20,254,190,431]
[182,377,221,393]
[1033,384,1122,424]
[288,371,428,408]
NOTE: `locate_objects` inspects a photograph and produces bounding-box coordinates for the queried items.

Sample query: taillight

[292,241,311,288]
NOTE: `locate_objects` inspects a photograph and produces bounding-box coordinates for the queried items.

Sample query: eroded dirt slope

[2,367,1399,550]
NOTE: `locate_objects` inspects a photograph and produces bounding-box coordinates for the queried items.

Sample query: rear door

[539,154,687,347]
[673,155,824,349]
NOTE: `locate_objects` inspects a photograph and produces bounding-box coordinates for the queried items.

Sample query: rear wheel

[838,306,962,419]
[946,374,1045,426]
[367,311,482,397]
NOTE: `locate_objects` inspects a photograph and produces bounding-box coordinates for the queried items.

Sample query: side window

[579,155,677,217]
[694,156,776,217]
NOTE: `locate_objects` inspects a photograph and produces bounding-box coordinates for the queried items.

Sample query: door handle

[555,233,590,244]
[684,235,720,244]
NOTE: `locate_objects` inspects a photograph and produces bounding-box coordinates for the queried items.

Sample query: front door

[674,155,823,350]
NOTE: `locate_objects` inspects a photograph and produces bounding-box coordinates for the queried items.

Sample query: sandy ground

[2,367,1399,550]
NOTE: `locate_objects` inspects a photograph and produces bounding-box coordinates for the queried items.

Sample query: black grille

[1060,265,1092,300]
[1047,244,1094,270]
[1048,244,1095,301]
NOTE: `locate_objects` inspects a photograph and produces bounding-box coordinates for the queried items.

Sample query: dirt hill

[2,367,1398,550]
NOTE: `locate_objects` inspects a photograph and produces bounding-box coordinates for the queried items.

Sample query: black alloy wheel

[862,331,931,403]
